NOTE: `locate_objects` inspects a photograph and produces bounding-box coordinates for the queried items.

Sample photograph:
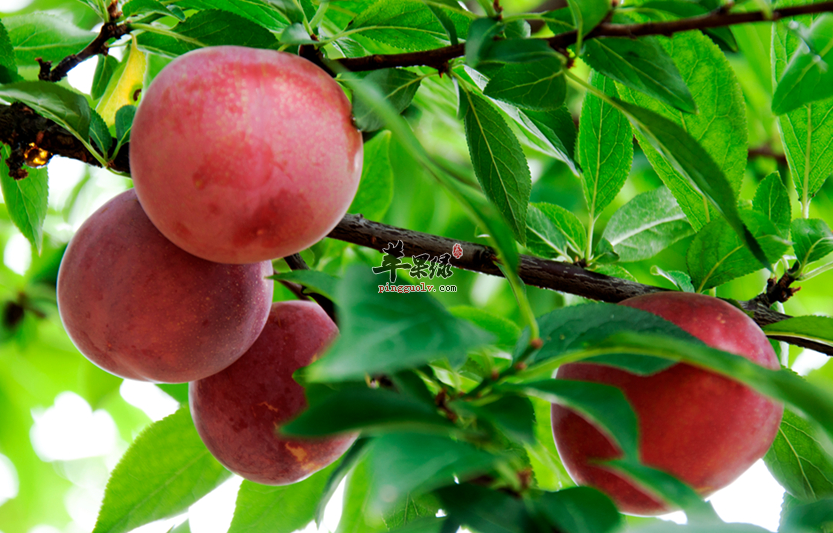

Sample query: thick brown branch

[338,44,465,72]
[329,215,833,356]
[338,2,833,72]
[38,22,132,82]
[0,103,112,178]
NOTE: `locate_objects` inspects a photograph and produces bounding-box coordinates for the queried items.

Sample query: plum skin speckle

[190,300,357,485]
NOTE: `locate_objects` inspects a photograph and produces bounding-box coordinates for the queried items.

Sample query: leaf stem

[309,2,329,31]
[585,215,595,263]
[800,260,833,280]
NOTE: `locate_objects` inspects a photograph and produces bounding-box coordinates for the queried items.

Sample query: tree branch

[37,22,132,82]
[330,215,833,356]
[337,1,833,72]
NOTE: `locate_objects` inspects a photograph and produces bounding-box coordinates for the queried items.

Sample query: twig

[37,22,132,82]
[337,1,833,72]
[749,146,788,166]
[284,253,337,324]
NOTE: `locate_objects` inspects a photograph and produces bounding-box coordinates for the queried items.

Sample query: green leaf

[465,18,502,68]
[0,80,91,140]
[483,58,565,111]
[589,238,616,267]
[752,171,791,236]
[687,211,790,291]
[74,0,107,18]
[115,105,137,146]
[592,263,637,282]
[156,383,188,403]
[522,107,579,174]
[0,19,19,83]
[423,0,461,46]
[503,379,638,459]
[281,387,454,436]
[4,13,92,66]
[123,0,186,20]
[458,86,531,243]
[463,67,579,174]
[528,202,586,258]
[367,433,499,513]
[136,10,278,58]
[764,406,833,501]
[280,22,318,45]
[480,38,560,65]
[176,0,290,32]
[566,0,608,39]
[780,498,833,533]
[347,0,471,51]
[772,0,833,204]
[436,483,538,533]
[349,70,423,133]
[0,145,48,252]
[583,37,695,113]
[613,98,768,270]
[451,394,535,444]
[617,30,747,232]
[763,316,833,349]
[651,266,695,293]
[92,55,118,101]
[316,439,370,527]
[536,487,622,533]
[303,267,491,382]
[89,109,113,156]
[336,453,383,533]
[605,460,720,522]
[526,303,699,372]
[638,0,738,52]
[383,492,441,530]
[448,306,520,350]
[577,71,633,220]
[792,218,833,266]
[228,462,336,533]
[271,270,339,302]
[93,406,232,533]
[602,187,693,262]
[772,14,833,114]
[525,204,570,259]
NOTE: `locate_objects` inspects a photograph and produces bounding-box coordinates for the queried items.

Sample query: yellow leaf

[95,38,146,126]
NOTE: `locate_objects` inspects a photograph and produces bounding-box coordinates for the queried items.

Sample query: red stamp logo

[452,243,463,259]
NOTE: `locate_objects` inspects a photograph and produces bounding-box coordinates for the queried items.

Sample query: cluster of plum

[56,46,363,484]
[54,44,783,515]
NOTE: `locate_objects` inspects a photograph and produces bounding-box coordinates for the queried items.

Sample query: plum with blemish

[57,189,273,383]
[130,46,363,264]
[551,292,783,515]
[189,300,356,485]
